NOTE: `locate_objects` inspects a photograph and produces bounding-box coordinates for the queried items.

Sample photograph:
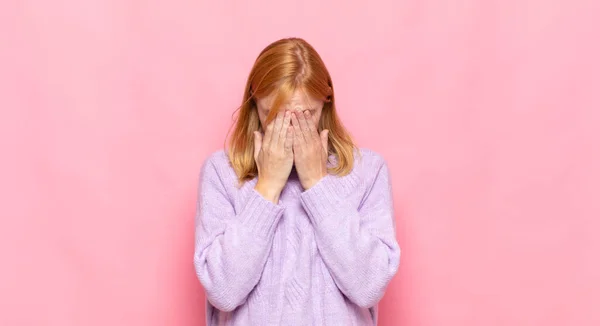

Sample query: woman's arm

[299,158,400,308]
[194,156,284,312]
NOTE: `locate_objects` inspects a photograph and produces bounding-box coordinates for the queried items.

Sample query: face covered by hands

[255,88,328,190]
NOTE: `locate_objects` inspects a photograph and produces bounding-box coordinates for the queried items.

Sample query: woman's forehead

[258,89,322,110]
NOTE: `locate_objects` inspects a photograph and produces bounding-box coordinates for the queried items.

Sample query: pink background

[2,0,599,325]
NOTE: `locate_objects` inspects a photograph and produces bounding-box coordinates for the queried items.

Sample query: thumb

[320,129,329,154]
[253,131,262,160]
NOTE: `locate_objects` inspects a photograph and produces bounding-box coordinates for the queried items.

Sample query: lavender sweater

[194,148,400,325]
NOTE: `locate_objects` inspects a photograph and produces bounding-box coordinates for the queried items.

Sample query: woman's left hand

[290,110,329,190]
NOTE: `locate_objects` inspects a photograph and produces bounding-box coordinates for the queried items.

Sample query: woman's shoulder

[353,147,388,172]
[200,149,237,181]
[355,147,385,160]
[204,149,230,166]
[326,148,390,198]
[329,147,390,189]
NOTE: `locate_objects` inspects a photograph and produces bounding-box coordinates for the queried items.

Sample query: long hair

[227,37,357,183]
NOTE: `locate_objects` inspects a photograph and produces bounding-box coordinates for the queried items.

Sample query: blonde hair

[227,37,356,183]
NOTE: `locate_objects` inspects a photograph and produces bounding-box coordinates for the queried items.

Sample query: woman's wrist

[254,180,281,204]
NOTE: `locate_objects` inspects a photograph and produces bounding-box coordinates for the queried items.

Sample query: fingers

[278,110,291,147]
[290,111,305,146]
[269,111,285,147]
[284,125,293,152]
[303,110,320,142]
[253,131,262,161]
[296,110,311,138]
[293,110,320,146]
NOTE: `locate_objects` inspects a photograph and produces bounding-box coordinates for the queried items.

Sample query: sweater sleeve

[299,158,400,308]
[194,156,284,312]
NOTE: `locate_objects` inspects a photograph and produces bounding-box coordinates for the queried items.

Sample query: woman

[194,37,400,325]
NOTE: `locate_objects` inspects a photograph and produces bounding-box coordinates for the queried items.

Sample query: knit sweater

[194,148,400,325]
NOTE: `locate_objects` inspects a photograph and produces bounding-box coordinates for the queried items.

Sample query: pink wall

[2,0,599,325]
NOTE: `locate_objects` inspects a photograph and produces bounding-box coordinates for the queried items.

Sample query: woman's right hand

[253,110,294,204]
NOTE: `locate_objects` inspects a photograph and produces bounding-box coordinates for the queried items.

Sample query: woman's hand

[290,110,329,190]
[254,110,294,204]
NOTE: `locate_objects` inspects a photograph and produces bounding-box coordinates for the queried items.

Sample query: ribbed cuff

[299,173,360,225]
[239,189,285,238]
